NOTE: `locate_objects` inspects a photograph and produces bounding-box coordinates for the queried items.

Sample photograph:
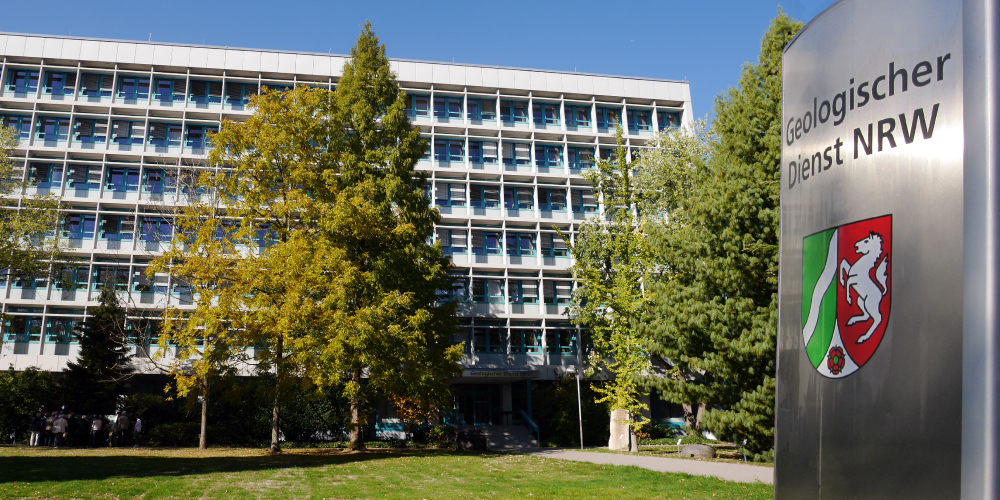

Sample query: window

[596,107,622,129]
[225,81,258,106]
[4,316,42,344]
[405,94,430,117]
[540,233,569,257]
[66,165,101,190]
[544,281,573,305]
[443,276,469,303]
[154,78,186,102]
[44,71,76,95]
[437,228,468,254]
[6,69,39,93]
[105,167,140,192]
[500,100,528,123]
[61,213,96,239]
[261,83,293,94]
[186,124,219,149]
[509,281,539,304]
[472,279,505,304]
[189,80,223,104]
[472,321,506,353]
[568,147,595,170]
[467,98,496,120]
[36,116,70,142]
[54,265,89,291]
[434,138,465,162]
[599,147,619,162]
[469,184,500,208]
[143,169,164,193]
[93,265,130,291]
[80,73,113,98]
[140,217,173,242]
[469,141,498,164]
[502,142,531,166]
[532,102,560,125]
[29,163,63,189]
[535,144,563,168]
[545,322,577,354]
[503,186,533,210]
[148,122,183,147]
[510,322,542,353]
[99,215,135,242]
[471,230,502,255]
[434,95,463,119]
[74,118,108,143]
[117,76,150,100]
[658,110,681,130]
[506,233,535,256]
[628,109,652,132]
[435,183,466,207]
[565,105,591,127]
[538,188,566,211]
[571,189,598,213]
[46,318,77,345]
[112,120,145,145]
[1,115,32,140]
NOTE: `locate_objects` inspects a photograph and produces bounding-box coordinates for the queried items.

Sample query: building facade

[0,33,691,429]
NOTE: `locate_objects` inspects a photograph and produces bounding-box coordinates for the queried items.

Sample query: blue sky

[1,0,836,119]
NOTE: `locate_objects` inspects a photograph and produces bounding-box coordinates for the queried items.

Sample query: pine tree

[63,287,133,414]
[642,11,802,460]
[325,22,463,451]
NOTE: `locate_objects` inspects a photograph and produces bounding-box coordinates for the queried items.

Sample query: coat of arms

[801,215,892,378]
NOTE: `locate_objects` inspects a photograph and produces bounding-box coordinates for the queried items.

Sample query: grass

[581,446,775,467]
[0,446,773,499]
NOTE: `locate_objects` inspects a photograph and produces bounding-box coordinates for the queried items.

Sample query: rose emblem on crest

[827,346,846,375]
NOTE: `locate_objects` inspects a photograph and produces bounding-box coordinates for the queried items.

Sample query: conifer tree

[63,287,133,414]
[642,11,802,460]
[324,22,463,451]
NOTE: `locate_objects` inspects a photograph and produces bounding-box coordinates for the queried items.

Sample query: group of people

[28,411,142,448]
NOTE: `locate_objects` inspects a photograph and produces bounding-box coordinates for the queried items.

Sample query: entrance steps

[481,425,538,450]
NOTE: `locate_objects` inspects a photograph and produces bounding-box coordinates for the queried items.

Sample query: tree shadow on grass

[0,448,466,484]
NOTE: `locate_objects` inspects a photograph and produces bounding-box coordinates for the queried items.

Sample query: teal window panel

[28,163,63,189]
[510,324,542,353]
[74,118,108,143]
[505,233,536,256]
[657,110,682,130]
[532,102,560,125]
[154,78,185,102]
[112,120,145,145]
[571,189,598,213]
[99,215,135,242]
[35,116,70,141]
[434,138,464,162]
[565,105,591,127]
[468,141,498,163]
[189,80,223,104]
[44,71,76,96]
[117,75,150,100]
[534,144,563,168]
[80,73,113,98]
[435,183,466,207]
[6,69,39,93]
[596,107,622,129]
[567,147,595,170]
[105,167,140,192]
[61,213,96,239]
[405,94,430,117]
[538,188,566,211]
[469,184,500,208]
[472,321,506,353]
[140,217,173,242]
[186,124,219,148]
[434,95,463,119]
[225,81,258,106]
[147,122,183,147]
[540,233,569,257]
[2,115,32,140]
[467,98,496,121]
[500,100,528,123]
[503,186,533,210]
[471,231,502,255]
[628,109,652,131]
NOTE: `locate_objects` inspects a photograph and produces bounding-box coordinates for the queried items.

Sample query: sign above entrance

[460,369,540,381]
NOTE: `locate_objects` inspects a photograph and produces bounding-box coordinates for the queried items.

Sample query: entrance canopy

[457,367,540,383]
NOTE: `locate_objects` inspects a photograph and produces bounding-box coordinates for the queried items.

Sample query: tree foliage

[641,12,802,460]
[565,129,650,435]
[62,287,134,415]
[0,367,57,442]
[0,125,61,294]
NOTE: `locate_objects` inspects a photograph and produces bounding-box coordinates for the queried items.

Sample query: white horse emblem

[839,231,889,343]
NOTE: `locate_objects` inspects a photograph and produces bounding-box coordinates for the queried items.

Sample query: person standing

[52,414,67,448]
[65,413,76,448]
[90,415,103,447]
[133,416,142,447]
[43,412,54,447]
[117,412,130,448]
[29,413,42,447]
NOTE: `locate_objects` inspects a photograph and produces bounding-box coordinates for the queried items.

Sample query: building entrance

[456,390,493,425]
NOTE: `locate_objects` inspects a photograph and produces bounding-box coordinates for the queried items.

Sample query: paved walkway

[526,449,773,484]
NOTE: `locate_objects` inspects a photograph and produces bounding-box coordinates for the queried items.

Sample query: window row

[452,320,578,354]
[435,229,572,257]
[4,69,298,106]
[432,184,597,212]
[28,163,206,194]
[10,264,177,294]
[426,139,611,169]
[404,93,682,131]
[3,114,219,147]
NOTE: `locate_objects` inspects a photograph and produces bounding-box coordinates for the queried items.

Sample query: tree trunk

[694,402,706,433]
[270,337,283,453]
[199,376,208,450]
[349,370,364,451]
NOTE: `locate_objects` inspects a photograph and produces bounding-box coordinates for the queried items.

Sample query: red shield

[836,215,892,367]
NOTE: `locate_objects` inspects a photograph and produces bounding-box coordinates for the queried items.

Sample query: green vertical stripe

[802,229,837,368]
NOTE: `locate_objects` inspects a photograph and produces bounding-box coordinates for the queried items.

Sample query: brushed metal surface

[962,0,999,498]
[777,1,964,498]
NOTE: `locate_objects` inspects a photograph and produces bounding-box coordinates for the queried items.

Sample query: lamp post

[566,366,583,450]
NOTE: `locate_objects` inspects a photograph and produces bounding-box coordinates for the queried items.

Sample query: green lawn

[0,446,772,499]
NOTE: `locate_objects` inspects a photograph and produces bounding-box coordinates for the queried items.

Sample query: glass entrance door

[456,391,493,425]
